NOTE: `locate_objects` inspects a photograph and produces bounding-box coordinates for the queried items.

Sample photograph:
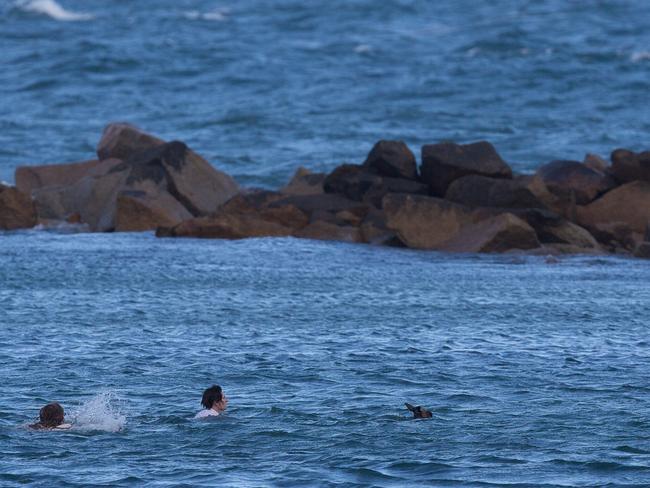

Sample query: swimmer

[405,402,432,419]
[195,385,228,419]
[29,402,72,430]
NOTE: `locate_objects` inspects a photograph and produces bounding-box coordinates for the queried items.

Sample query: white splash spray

[15,0,94,22]
[69,392,126,432]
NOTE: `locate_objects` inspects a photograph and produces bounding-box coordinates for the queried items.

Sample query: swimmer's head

[201,385,227,411]
[35,402,65,428]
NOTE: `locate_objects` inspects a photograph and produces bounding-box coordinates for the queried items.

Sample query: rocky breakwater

[11,123,239,232]
[4,123,650,258]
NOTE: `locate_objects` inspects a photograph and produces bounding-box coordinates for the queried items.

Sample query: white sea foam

[15,0,94,22]
[354,44,372,54]
[184,8,229,22]
[69,392,126,432]
[631,51,650,63]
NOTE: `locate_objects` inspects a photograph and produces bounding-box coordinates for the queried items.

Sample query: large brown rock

[15,159,112,196]
[0,184,37,230]
[280,167,325,196]
[32,166,129,231]
[610,148,650,183]
[383,193,476,249]
[323,164,428,206]
[441,213,539,253]
[362,140,418,180]
[158,214,295,239]
[30,141,238,232]
[489,208,600,251]
[115,191,193,232]
[97,123,165,161]
[445,174,544,209]
[359,209,400,245]
[323,164,380,201]
[294,220,362,243]
[532,160,615,206]
[270,193,370,220]
[577,181,650,239]
[118,141,239,216]
[420,141,512,197]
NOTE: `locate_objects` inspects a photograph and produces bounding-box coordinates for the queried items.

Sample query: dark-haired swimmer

[29,402,72,430]
[195,385,228,419]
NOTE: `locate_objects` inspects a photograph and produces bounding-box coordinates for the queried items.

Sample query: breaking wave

[14,0,94,22]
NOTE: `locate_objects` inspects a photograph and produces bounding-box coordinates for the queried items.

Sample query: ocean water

[2,1,650,487]
[1,0,650,185]
[1,232,650,487]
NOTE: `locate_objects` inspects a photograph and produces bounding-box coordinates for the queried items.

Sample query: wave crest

[15,0,94,21]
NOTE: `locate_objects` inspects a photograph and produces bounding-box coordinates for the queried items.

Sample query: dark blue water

[1,231,650,486]
[2,1,650,486]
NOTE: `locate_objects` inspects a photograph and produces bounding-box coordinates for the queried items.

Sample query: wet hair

[30,402,65,429]
[201,385,223,409]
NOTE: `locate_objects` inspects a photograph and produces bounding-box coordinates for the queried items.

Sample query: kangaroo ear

[405,403,415,411]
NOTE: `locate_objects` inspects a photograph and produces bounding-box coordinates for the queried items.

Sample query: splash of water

[15,0,94,21]
[69,392,126,432]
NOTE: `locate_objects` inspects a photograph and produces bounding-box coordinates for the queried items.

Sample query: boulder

[294,220,362,243]
[97,123,165,161]
[30,141,238,232]
[584,153,608,173]
[219,190,285,215]
[270,193,370,220]
[118,141,239,216]
[359,209,400,245]
[497,208,601,251]
[0,184,37,230]
[420,141,512,197]
[634,242,650,259]
[323,164,427,206]
[362,140,418,180]
[280,167,325,196]
[15,159,115,196]
[323,164,380,201]
[577,181,650,238]
[382,193,475,249]
[532,160,615,206]
[441,213,540,253]
[115,191,193,232]
[610,148,650,183]
[157,214,295,239]
[445,174,544,209]
[32,167,129,231]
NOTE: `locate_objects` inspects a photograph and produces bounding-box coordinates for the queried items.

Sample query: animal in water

[405,402,432,419]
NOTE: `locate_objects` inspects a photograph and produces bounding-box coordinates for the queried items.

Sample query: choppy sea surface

[1,233,650,487]
[2,1,650,487]
[2,0,650,184]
